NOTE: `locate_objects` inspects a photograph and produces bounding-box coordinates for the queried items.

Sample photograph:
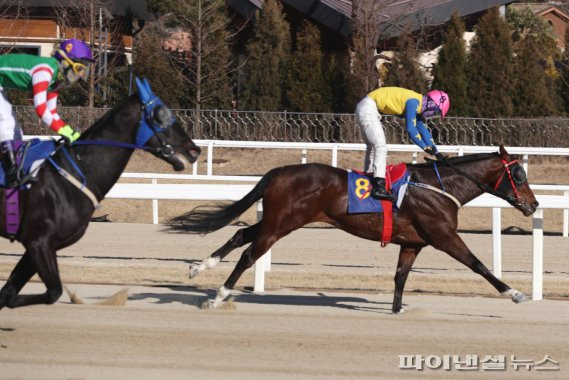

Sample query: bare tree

[348,1,417,105]
[51,0,129,107]
[0,0,30,54]
[164,0,241,112]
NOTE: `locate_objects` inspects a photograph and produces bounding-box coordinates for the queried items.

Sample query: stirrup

[371,187,396,202]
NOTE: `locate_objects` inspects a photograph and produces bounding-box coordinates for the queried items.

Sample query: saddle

[1,139,56,239]
[347,163,409,245]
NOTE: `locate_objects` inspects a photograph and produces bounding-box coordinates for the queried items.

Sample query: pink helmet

[426,90,450,118]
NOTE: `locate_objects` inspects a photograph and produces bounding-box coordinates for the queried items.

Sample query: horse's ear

[499,144,509,159]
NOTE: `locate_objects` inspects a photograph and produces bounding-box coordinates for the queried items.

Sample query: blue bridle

[73,76,176,158]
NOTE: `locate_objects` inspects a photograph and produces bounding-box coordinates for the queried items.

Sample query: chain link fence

[14,105,569,147]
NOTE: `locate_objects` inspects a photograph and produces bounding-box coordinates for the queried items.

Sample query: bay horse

[0,79,201,310]
[168,145,538,313]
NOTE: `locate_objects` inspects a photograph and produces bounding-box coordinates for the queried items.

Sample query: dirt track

[0,223,568,378]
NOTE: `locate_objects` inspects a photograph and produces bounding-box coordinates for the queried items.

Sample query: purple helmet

[54,38,94,62]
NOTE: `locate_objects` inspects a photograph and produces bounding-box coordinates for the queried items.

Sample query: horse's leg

[207,230,279,308]
[392,246,422,314]
[0,251,37,310]
[430,231,526,303]
[4,243,63,308]
[189,223,261,279]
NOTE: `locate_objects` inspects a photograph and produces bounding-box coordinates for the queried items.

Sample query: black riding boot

[1,141,18,188]
[371,177,396,201]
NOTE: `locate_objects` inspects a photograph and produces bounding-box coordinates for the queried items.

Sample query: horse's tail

[166,169,277,234]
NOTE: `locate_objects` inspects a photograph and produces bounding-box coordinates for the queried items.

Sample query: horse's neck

[442,158,502,205]
[414,158,501,206]
[70,97,141,198]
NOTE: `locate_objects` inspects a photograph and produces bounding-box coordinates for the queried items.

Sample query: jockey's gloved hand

[424,146,436,156]
[58,125,81,144]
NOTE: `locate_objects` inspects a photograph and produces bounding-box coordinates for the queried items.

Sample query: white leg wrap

[189,256,220,279]
[502,288,527,303]
[207,286,230,309]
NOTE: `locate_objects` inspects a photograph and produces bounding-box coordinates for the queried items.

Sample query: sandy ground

[0,223,568,378]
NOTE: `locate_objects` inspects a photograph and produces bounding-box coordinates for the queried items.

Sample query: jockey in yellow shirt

[355,86,450,201]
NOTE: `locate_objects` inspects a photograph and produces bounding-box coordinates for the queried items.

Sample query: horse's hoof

[189,264,199,279]
[392,307,405,314]
[503,289,527,303]
[201,299,215,309]
[512,291,527,303]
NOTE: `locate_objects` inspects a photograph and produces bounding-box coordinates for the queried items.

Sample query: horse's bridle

[140,99,175,159]
[492,159,528,206]
[441,156,528,208]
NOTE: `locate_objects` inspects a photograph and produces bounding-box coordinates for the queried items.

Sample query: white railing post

[492,208,501,278]
[207,141,214,176]
[332,144,338,167]
[152,178,158,225]
[253,200,270,292]
[412,151,417,164]
[301,148,307,164]
[522,154,529,178]
[532,208,544,301]
[563,190,569,237]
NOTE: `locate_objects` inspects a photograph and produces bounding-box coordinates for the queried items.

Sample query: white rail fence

[31,137,568,301]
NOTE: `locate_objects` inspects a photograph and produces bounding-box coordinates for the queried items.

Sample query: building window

[0,45,40,55]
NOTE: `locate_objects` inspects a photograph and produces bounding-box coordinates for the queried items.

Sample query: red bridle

[493,159,522,200]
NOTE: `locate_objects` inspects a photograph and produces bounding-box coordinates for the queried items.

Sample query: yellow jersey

[367,87,422,116]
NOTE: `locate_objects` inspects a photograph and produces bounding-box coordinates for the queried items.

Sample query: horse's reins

[435,157,526,208]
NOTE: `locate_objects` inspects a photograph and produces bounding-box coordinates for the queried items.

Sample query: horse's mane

[79,95,139,139]
[411,151,500,169]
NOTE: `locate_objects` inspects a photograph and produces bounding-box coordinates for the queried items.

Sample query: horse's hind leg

[189,223,261,278]
[0,251,37,310]
[392,246,423,314]
[3,244,63,308]
[207,229,280,308]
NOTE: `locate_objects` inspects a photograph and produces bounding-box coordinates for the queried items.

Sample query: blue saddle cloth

[0,139,56,187]
[347,171,409,214]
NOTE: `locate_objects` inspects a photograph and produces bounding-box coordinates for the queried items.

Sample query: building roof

[509,3,569,22]
[228,0,515,37]
[2,0,149,20]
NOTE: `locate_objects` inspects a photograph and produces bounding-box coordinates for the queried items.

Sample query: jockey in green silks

[0,38,93,187]
[355,86,450,201]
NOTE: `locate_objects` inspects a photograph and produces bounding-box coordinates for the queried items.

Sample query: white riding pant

[0,90,22,142]
[355,96,387,178]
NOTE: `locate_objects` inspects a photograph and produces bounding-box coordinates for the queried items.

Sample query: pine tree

[508,5,561,116]
[431,11,469,116]
[286,20,329,112]
[467,7,515,117]
[384,33,428,93]
[559,28,569,115]
[240,0,291,111]
[324,52,350,113]
[512,38,557,116]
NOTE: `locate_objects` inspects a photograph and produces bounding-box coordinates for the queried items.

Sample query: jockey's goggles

[56,49,90,80]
